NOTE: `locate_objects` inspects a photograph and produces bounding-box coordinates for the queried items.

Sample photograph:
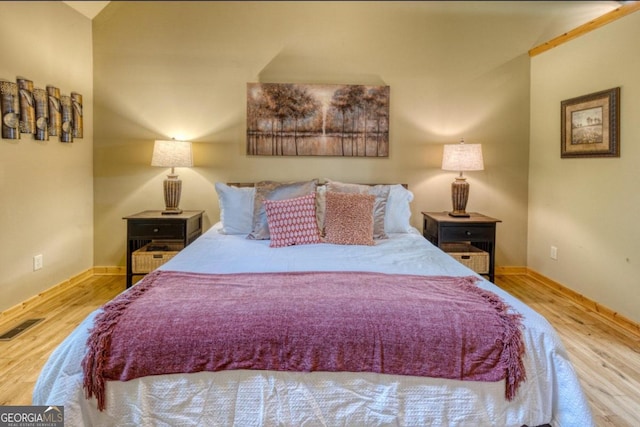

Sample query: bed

[33,180,594,426]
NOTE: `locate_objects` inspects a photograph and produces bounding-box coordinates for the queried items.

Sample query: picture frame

[247,83,389,157]
[560,87,620,158]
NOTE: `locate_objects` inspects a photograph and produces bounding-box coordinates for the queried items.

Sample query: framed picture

[561,87,620,158]
[247,83,389,157]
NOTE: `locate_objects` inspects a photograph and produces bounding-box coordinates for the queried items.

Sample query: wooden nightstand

[422,211,501,282]
[123,210,203,287]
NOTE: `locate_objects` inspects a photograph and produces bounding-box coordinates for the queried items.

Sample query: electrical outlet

[33,254,43,271]
[550,246,558,260]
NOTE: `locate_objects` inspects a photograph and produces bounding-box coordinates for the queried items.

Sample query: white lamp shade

[151,140,193,168]
[441,143,484,172]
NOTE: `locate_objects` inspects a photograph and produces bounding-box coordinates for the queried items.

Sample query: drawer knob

[465,231,472,236]
[153,228,159,233]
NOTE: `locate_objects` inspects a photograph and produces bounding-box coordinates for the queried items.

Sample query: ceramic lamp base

[162,176,183,215]
[449,176,470,217]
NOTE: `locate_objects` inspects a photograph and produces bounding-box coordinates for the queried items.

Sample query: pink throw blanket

[83,270,525,411]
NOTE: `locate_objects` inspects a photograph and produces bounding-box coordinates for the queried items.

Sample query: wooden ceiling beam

[529,2,640,57]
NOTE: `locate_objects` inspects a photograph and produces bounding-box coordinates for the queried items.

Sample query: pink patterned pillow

[263,193,322,248]
[324,191,375,246]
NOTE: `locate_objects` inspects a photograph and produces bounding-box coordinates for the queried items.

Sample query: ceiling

[63,1,110,20]
[62,1,627,48]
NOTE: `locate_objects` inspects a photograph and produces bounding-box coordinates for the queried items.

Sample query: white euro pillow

[384,184,414,233]
[214,183,255,235]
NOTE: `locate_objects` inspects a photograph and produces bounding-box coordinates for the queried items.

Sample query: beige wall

[93,1,530,268]
[5,2,635,326]
[529,13,640,323]
[0,3,94,312]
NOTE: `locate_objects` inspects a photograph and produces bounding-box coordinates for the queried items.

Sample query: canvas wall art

[247,83,390,157]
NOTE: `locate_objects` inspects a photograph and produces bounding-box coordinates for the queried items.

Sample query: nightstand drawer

[129,222,185,239]
[422,212,500,282]
[124,210,204,288]
[440,225,493,242]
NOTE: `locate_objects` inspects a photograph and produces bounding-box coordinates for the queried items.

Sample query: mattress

[33,224,594,426]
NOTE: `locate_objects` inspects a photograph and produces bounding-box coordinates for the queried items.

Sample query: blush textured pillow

[324,191,375,246]
[263,193,322,248]
[325,179,390,240]
[248,179,318,240]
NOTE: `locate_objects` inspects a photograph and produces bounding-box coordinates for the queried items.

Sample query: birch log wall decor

[60,95,73,143]
[1,80,20,140]
[247,83,390,157]
[71,92,83,139]
[17,78,35,135]
[33,88,49,141]
[0,76,83,142]
[47,85,62,138]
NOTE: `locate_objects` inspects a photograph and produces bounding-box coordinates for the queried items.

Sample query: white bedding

[33,224,594,426]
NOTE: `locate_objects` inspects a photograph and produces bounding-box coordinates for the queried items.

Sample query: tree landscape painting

[247,83,389,157]
[571,107,603,145]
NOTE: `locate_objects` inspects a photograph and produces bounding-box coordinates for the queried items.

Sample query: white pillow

[384,184,414,233]
[214,183,255,235]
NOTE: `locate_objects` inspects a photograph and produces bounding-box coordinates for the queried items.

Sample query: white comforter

[33,225,594,426]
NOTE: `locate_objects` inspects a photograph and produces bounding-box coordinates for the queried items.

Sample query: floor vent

[0,318,45,341]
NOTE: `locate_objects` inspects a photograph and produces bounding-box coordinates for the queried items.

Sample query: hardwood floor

[0,273,638,426]
[0,275,124,406]
[497,275,640,427]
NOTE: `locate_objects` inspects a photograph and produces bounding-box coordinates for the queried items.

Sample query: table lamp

[151,139,193,214]
[441,138,484,217]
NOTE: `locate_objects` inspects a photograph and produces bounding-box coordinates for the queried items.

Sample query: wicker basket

[441,243,489,274]
[132,241,184,273]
